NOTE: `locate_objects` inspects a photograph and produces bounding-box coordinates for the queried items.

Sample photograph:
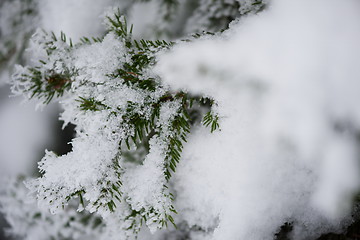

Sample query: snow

[73,33,127,84]
[156,0,360,239]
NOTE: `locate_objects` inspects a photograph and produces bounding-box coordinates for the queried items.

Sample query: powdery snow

[156,0,360,239]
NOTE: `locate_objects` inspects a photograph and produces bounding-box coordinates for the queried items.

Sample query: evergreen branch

[203,111,220,133]
[77,97,110,111]
[11,10,222,237]
[22,68,73,104]
[164,110,190,181]
[79,36,102,44]
[105,9,133,47]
